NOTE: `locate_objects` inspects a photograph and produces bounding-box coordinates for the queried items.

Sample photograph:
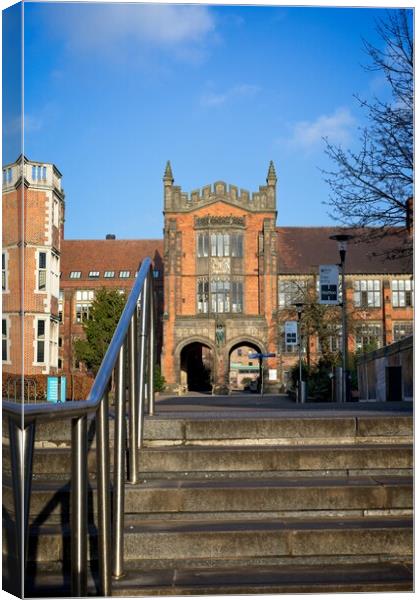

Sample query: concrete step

[142,414,413,446]
[2,475,413,524]
[14,562,413,596]
[138,443,413,476]
[3,443,413,479]
[10,515,412,565]
[3,414,413,447]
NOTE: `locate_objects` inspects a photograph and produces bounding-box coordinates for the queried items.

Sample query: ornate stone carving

[195,216,245,228]
[210,257,231,274]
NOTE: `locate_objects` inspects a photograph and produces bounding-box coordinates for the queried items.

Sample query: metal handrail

[3,257,156,597]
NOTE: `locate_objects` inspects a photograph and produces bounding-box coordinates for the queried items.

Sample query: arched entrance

[228,341,262,392]
[180,342,213,392]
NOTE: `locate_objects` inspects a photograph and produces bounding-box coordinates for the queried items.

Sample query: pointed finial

[163,160,174,185]
[267,160,277,186]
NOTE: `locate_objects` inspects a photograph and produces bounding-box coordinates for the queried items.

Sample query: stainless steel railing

[3,257,156,597]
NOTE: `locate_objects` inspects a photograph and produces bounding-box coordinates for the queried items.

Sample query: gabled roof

[60,239,164,282]
[276,227,413,275]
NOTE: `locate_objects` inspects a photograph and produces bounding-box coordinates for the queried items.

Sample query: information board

[284,321,298,345]
[319,264,339,304]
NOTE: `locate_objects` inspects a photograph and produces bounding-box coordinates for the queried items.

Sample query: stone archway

[227,339,265,392]
[179,341,214,392]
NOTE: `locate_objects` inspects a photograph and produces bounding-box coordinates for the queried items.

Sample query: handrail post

[96,391,112,595]
[8,418,35,597]
[128,313,138,484]
[71,414,88,597]
[137,282,148,448]
[148,272,155,416]
[112,343,126,579]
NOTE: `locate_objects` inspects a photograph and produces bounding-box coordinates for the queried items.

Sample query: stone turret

[266,160,277,186]
[163,161,174,186]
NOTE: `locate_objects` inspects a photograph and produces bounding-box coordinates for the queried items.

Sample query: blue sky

[3,3,413,239]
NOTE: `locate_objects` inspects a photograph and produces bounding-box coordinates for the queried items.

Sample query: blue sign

[248,353,276,359]
[47,376,67,402]
[47,377,59,403]
[60,376,67,402]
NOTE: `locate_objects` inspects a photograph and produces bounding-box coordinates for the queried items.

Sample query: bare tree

[323,10,413,258]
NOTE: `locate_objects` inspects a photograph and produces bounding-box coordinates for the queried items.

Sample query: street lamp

[329,233,354,402]
[294,302,305,403]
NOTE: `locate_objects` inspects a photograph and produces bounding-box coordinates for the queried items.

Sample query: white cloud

[49,4,216,58]
[200,84,260,108]
[289,108,356,149]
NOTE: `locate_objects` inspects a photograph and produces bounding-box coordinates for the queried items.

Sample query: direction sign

[248,352,276,359]
[319,264,339,305]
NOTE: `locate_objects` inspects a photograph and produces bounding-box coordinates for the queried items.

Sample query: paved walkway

[154,392,413,418]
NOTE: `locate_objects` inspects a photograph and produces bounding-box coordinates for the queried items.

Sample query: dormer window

[70,271,81,279]
[119,271,130,278]
[104,271,115,278]
[88,271,100,279]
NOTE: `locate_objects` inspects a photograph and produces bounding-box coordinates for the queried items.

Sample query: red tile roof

[60,239,164,282]
[276,227,412,275]
[60,227,412,283]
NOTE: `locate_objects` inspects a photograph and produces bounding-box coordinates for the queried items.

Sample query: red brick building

[2,157,413,395]
[2,156,64,376]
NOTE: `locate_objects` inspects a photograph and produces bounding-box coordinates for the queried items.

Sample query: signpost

[319,264,339,305]
[248,352,276,398]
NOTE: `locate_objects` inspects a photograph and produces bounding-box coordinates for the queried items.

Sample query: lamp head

[329,233,354,250]
[293,302,304,317]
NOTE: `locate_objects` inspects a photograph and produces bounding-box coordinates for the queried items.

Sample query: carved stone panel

[210,257,231,275]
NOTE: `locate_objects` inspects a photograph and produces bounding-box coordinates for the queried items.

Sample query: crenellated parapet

[163,161,277,213]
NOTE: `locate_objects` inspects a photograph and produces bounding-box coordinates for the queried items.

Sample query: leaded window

[36,319,46,363]
[38,252,47,291]
[197,278,243,314]
[355,322,383,352]
[278,280,307,308]
[2,319,7,361]
[393,321,413,342]
[198,232,243,258]
[391,279,413,307]
[353,280,381,308]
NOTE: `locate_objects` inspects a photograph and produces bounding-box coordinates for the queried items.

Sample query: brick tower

[161,162,279,393]
[2,156,65,376]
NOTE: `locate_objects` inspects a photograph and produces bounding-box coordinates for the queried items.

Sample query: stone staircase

[2,410,413,595]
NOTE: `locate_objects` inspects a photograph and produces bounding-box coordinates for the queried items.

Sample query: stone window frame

[35,317,47,364]
[2,250,8,293]
[197,231,244,259]
[2,317,9,362]
[391,279,414,308]
[393,321,413,342]
[278,279,308,309]
[354,321,383,352]
[353,279,381,308]
[196,276,244,315]
[75,290,95,323]
[37,250,47,292]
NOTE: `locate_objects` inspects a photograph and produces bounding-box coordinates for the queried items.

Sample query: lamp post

[329,234,354,402]
[294,302,304,403]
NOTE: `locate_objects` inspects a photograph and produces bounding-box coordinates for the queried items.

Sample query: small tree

[74,289,126,375]
[324,10,413,258]
[154,365,166,392]
[281,280,344,367]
